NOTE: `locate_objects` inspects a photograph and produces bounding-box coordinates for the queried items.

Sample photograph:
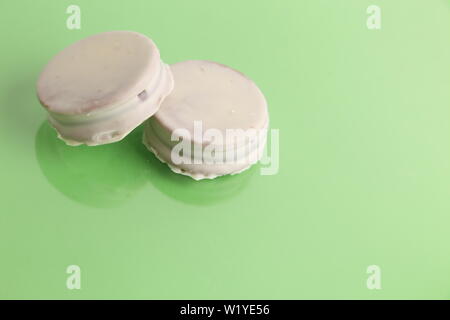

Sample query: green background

[0,0,449,299]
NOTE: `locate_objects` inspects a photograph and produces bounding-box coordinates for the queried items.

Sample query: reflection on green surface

[35,121,149,208]
[141,147,257,206]
[35,121,255,208]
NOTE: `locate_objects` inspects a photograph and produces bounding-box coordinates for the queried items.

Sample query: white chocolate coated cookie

[143,60,269,180]
[37,31,174,146]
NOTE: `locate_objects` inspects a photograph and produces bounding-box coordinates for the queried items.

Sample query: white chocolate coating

[143,60,269,180]
[37,31,174,146]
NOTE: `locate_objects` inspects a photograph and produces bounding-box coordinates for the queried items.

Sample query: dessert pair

[37,31,268,180]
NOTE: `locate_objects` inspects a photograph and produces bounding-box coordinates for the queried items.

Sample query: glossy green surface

[1,0,450,299]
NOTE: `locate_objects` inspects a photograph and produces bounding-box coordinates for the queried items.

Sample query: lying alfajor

[37,31,173,146]
[143,60,269,180]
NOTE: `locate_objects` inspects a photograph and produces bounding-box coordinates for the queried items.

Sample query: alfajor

[143,60,269,180]
[37,31,174,146]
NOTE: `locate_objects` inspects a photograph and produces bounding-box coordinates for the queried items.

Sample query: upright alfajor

[143,60,269,180]
[37,31,174,146]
